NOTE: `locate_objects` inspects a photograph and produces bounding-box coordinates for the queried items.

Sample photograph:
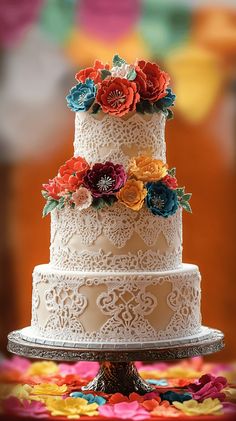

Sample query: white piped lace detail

[73,112,166,167]
[50,248,182,272]
[31,265,201,344]
[50,205,182,271]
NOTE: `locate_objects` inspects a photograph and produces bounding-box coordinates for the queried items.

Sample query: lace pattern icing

[50,247,182,272]
[50,205,182,272]
[31,265,201,343]
[73,112,166,167]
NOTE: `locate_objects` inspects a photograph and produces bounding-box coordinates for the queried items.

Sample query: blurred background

[0,0,235,360]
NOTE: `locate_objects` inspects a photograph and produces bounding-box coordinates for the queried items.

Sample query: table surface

[0,356,236,420]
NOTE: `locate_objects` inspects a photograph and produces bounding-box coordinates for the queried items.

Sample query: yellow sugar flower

[117,179,147,211]
[31,383,67,396]
[173,398,223,416]
[27,361,59,376]
[46,397,98,419]
[129,156,168,182]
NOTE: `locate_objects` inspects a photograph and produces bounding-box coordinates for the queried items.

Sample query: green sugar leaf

[92,103,101,114]
[182,193,192,201]
[166,109,174,120]
[104,195,117,207]
[127,68,136,81]
[101,69,111,80]
[112,54,126,67]
[181,201,192,213]
[176,187,185,198]
[41,190,49,199]
[43,200,58,217]
[168,167,176,177]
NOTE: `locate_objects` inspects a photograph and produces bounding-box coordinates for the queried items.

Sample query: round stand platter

[8,328,224,395]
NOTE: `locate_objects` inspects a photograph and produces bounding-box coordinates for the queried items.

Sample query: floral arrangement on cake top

[66,55,175,118]
[42,155,192,217]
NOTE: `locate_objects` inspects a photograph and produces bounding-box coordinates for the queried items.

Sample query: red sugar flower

[42,178,63,200]
[75,60,109,84]
[57,156,90,192]
[162,174,178,190]
[97,77,140,117]
[137,60,170,102]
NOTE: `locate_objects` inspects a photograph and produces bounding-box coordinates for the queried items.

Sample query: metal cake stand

[8,328,224,395]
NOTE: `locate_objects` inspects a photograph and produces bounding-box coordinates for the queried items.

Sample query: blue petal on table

[70,391,106,405]
[146,379,169,386]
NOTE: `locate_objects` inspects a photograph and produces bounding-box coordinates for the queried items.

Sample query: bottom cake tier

[24,263,202,347]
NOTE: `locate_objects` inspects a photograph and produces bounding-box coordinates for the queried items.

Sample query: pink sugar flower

[2,397,48,418]
[72,187,92,210]
[188,373,227,402]
[99,401,150,420]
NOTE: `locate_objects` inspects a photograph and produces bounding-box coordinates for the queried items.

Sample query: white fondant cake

[22,110,203,348]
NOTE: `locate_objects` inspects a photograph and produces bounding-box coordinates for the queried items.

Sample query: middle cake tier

[50,203,182,272]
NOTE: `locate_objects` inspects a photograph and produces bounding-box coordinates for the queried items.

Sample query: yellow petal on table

[140,366,201,380]
[27,361,59,377]
[46,397,99,419]
[0,383,32,400]
[165,44,224,123]
[173,398,223,416]
[31,383,67,396]
[223,387,236,401]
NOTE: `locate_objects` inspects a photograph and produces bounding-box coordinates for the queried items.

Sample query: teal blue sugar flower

[70,391,106,405]
[146,181,178,218]
[66,79,96,112]
[156,88,176,109]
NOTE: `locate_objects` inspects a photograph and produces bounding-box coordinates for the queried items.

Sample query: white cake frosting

[25,110,203,347]
[50,205,182,272]
[28,264,201,345]
[74,111,166,167]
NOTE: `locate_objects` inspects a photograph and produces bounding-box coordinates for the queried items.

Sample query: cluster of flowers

[66,54,175,118]
[0,356,234,419]
[42,155,192,217]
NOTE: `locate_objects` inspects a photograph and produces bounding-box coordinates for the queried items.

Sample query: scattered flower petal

[173,398,223,416]
[46,396,98,418]
[31,383,67,396]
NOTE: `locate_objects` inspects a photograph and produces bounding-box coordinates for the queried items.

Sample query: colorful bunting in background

[77,0,141,43]
[193,8,236,59]
[0,0,43,48]
[0,0,235,135]
[39,0,75,45]
[165,45,224,123]
[139,0,191,58]
[65,29,149,67]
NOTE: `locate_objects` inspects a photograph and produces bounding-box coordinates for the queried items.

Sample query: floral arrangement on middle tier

[42,156,192,218]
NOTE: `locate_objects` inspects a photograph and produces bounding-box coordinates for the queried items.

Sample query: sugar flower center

[107,90,126,108]
[97,175,114,191]
[151,196,165,209]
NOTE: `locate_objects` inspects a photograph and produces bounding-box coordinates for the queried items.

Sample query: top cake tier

[73,111,166,168]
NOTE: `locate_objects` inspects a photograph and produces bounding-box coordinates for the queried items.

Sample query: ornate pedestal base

[7,328,224,395]
[83,362,153,395]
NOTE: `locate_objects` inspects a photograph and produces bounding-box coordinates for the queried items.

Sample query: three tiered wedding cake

[21,55,207,348]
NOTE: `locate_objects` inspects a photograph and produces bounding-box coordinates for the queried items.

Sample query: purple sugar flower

[187,373,227,402]
[83,161,126,198]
